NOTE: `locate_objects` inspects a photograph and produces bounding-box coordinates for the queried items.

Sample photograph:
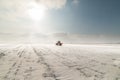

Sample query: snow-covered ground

[0,44,120,80]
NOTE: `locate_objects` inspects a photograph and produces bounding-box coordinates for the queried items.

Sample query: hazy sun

[28,3,47,21]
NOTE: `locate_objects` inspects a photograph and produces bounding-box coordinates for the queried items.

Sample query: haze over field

[0,32,120,44]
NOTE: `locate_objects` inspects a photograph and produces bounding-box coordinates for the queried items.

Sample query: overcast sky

[0,0,120,35]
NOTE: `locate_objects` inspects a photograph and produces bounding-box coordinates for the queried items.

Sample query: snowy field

[0,44,120,80]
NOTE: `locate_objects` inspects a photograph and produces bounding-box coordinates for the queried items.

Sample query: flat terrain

[0,44,120,80]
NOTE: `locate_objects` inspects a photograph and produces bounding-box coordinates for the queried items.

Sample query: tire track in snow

[33,46,84,80]
[1,44,120,80]
[3,45,25,80]
[38,46,118,80]
[32,47,60,80]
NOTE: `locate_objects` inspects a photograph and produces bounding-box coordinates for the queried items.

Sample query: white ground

[0,44,120,80]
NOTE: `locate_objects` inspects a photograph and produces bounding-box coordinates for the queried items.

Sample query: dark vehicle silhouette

[56,41,63,46]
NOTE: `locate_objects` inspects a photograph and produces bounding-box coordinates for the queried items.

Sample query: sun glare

[28,3,47,21]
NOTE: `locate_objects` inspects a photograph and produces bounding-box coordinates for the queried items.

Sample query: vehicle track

[32,47,60,80]
[0,44,120,80]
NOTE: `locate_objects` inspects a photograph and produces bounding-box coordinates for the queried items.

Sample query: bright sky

[0,0,120,35]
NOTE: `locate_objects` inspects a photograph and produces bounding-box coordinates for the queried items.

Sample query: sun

[28,3,47,21]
